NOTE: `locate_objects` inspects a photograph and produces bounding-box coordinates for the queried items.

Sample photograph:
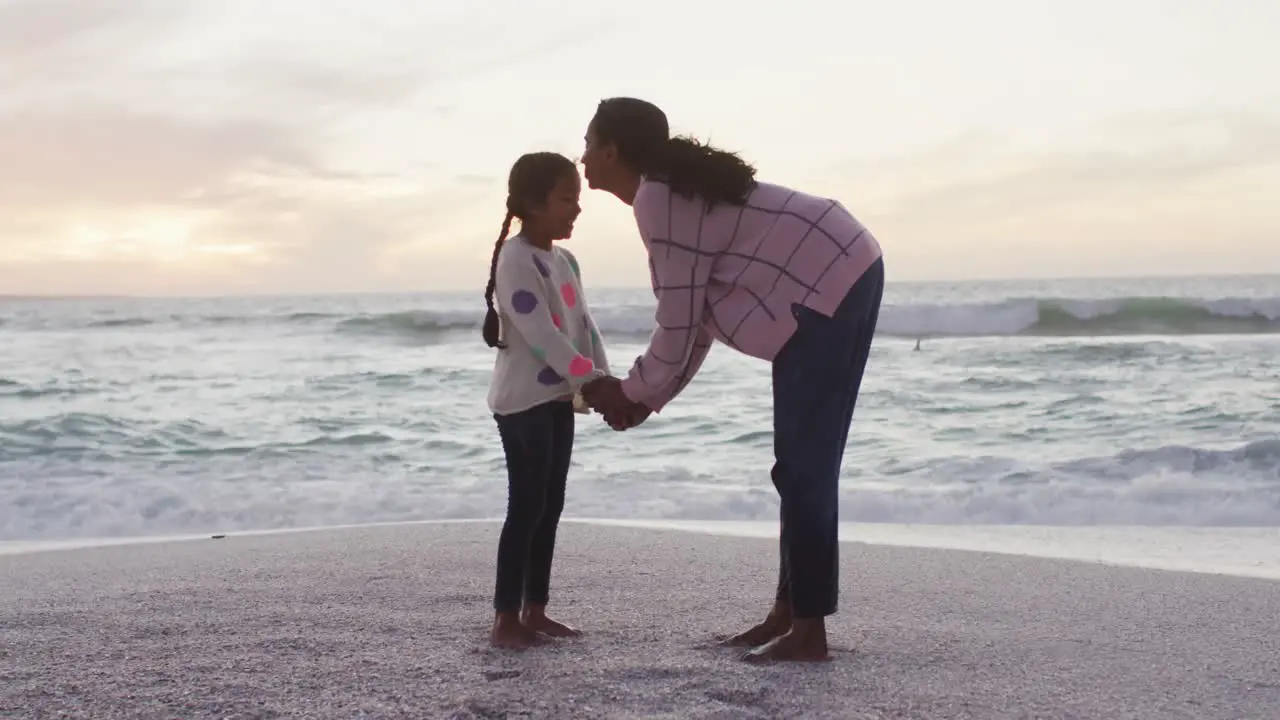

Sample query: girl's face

[525,171,582,241]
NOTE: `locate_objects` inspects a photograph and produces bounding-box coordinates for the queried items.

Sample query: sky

[1,0,1278,296]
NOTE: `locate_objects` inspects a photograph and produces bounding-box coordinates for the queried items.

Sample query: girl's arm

[560,248,612,378]
[588,320,611,378]
[495,248,603,389]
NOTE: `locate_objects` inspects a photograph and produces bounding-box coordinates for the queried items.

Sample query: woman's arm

[618,186,716,412]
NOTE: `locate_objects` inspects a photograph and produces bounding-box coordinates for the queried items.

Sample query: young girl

[482,152,609,650]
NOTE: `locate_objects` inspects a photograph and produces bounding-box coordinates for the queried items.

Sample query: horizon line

[3,272,1279,303]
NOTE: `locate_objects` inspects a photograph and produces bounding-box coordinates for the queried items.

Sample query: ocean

[3,275,1280,545]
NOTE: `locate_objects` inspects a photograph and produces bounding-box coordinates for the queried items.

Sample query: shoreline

[4,520,1277,719]
[3,517,1278,581]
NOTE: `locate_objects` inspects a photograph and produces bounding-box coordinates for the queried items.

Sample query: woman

[579,97,885,663]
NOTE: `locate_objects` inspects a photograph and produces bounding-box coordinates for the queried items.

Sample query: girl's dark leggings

[492,399,574,613]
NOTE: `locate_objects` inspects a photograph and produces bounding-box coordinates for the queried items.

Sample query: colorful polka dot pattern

[532,255,551,278]
[534,356,593,386]
[503,248,603,392]
[511,289,538,314]
[568,355,594,377]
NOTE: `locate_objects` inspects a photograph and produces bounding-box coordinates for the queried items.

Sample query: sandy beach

[2,522,1278,719]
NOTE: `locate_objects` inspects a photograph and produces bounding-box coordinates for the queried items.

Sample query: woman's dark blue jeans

[769,258,884,619]
[492,399,575,614]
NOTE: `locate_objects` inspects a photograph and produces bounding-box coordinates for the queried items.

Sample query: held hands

[581,376,652,431]
[606,401,652,431]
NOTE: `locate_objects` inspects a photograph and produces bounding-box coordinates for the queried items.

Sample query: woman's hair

[482,151,577,349]
[590,97,757,209]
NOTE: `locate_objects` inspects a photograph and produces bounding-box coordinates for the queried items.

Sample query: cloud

[0,0,171,57]
[806,111,1280,279]
[244,62,425,106]
[6,5,1272,294]
[0,0,190,93]
[0,98,461,291]
[182,177,495,290]
[879,114,1280,216]
[0,0,460,290]
[453,173,498,187]
[0,2,632,294]
[0,107,317,208]
[0,170,492,295]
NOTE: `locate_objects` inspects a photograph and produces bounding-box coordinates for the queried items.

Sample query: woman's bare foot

[720,604,792,647]
[490,611,545,650]
[521,605,582,638]
[741,618,831,663]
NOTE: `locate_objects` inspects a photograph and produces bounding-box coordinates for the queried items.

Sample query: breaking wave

[885,296,1280,338]
[6,296,1280,339]
[3,422,1278,539]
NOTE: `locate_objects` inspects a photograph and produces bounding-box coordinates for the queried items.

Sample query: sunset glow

[2,0,1278,296]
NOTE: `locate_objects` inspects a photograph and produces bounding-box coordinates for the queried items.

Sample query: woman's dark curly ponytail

[589,97,757,210]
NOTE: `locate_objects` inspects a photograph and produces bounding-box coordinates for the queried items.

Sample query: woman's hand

[582,377,652,430]
[582,376,627,414]
[605,401,652,431]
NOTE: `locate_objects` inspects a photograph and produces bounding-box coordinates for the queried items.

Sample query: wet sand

[2,521,1278,719]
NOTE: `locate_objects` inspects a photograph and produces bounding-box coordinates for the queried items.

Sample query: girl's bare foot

[521,605,582,638]
[741,618,831,663]
[720,604,792,647]
[490,611,545,650]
